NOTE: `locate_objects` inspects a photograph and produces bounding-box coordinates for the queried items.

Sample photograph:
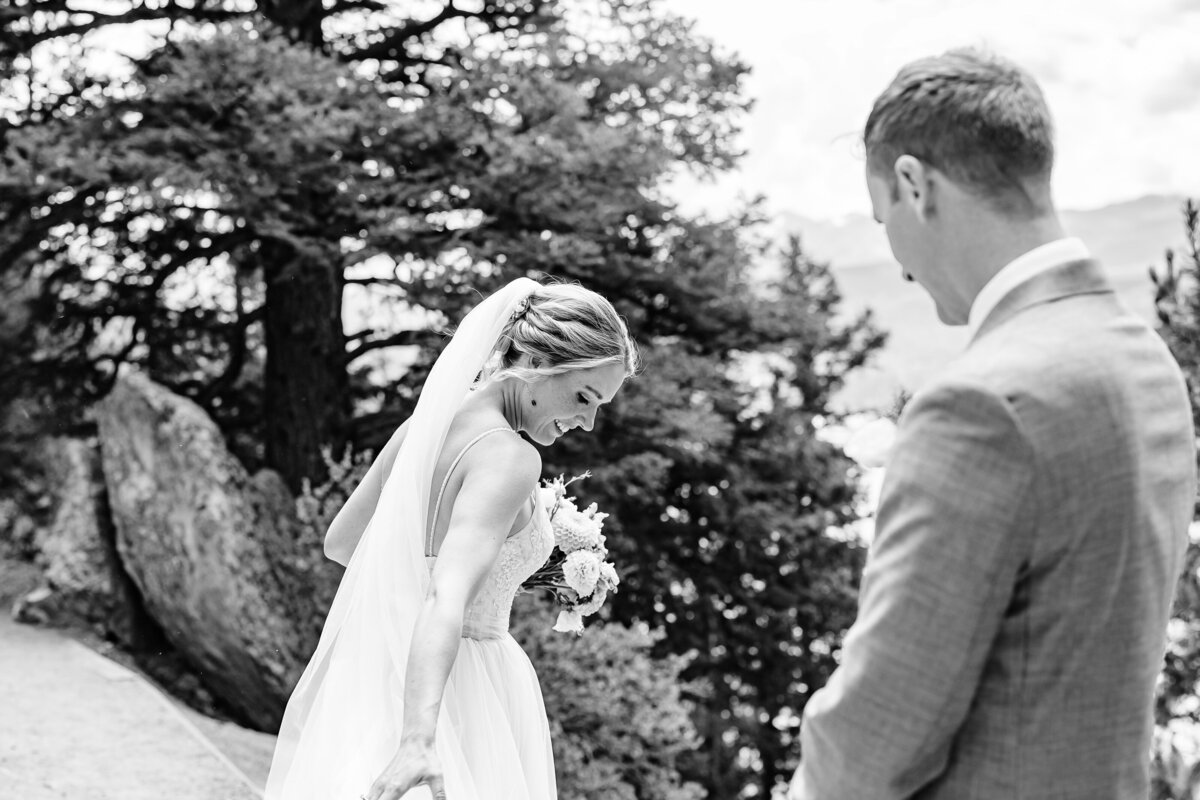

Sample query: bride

[264,278,638,800]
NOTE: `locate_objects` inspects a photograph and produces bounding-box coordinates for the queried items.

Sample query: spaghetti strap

[427,427,514,555]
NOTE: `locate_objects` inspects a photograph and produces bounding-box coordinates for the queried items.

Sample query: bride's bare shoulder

[461,427,541,490]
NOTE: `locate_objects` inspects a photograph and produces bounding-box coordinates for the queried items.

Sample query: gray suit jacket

[791,259,1196,799]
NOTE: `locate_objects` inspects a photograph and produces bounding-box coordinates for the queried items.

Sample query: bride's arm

[323,420,410,565]
[366,433,541,800]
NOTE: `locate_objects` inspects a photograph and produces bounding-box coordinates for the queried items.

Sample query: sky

[660,0,1200,222]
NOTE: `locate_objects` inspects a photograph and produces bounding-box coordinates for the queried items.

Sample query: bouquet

[521,473,619,634]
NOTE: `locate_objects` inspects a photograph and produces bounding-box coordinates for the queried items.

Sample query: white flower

[843,418,897,468]
[563,550,602,596]
[553,505,604,552]
[582,502,609,525]
[576,586,608,616]
[553,609,584,634]
[537,485,560,513]
[599,561,619,588]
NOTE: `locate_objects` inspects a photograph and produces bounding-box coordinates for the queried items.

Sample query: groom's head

[863,49,1059,324]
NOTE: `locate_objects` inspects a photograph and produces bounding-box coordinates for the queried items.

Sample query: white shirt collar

[966,237,1091,338]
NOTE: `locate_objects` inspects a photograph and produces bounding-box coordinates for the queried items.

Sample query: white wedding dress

[420,428,557,799]
[264,278,559,800]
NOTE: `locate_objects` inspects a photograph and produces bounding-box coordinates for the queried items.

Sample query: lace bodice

[426,498,552,639]
[425,428,555,640]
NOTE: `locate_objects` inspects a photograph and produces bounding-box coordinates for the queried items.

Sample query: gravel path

[0,615,272,799]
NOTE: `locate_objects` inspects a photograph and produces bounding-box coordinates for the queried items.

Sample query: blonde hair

[479,281,638,385]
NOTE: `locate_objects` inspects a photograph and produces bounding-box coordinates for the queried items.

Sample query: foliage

[1151,200,1200,438]
[1,0,753,491]
[289,445,371,628]
[1,0,576,486]
[1149,199,1200,800]
[295,445,374,538]
[512,598,706,800]
[2,26,447,481]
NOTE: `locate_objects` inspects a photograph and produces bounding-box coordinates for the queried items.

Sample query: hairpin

[510,296,531,323]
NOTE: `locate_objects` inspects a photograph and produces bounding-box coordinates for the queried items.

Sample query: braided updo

[479,282,638,385]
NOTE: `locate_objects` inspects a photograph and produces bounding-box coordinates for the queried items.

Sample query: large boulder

[96,371,327,731]
[11,437,140,641]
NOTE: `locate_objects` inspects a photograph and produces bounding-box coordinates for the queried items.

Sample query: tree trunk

[261,246,347,494]
[258,0,327,47]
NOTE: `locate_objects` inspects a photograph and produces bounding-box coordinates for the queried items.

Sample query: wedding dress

[418,427,557,798]
[264,278,559,800]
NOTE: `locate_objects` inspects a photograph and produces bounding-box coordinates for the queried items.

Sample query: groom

[790,49,1196,799]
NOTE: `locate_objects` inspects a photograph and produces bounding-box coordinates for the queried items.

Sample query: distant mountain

[775,195,1191,412]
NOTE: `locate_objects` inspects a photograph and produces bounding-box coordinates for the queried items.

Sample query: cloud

[1143,59,1200,115]
[662,0,1200,220]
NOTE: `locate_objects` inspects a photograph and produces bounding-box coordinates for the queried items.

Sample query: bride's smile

[485,358,626,446]
[523,362,625,445]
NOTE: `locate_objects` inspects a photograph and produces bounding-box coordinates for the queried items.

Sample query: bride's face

[523,362,626,445]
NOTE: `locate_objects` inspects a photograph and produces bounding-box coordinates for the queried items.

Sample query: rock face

[96,371,324,731]
[11,437,143,644]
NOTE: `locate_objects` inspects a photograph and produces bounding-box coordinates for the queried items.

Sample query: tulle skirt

[422,633,557,800]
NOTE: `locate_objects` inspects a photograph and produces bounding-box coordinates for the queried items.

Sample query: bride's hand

[364,740,447,800]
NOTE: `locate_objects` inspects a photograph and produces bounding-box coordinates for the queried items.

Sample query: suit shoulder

[910,370,1012,411]
[903,376,1032,446]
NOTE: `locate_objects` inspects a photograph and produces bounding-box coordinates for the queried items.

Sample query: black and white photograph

[2,1,1199,798]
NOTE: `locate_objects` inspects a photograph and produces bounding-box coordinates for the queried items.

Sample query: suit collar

[969,259,1114,345]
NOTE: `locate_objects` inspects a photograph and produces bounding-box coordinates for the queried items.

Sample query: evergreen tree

[1,0,751,491]
[1149,199,1200,800]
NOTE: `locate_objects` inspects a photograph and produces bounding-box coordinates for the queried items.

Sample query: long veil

[265,277,540,800]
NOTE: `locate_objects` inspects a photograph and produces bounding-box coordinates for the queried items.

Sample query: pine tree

[1,1,751,491]
[1148,199,1200,800]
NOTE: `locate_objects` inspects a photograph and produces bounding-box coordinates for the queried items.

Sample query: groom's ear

[894,155,936,221]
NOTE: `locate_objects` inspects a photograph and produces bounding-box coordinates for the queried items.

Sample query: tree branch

[324,0,387,15]
[350,406,413,450]
[351,0,553,64]
[344,328,442,364]
[2,0,252,59]
[196,303,264,404]
[347,1,473,62]
[343,276,401,286]
[0,182,105,270]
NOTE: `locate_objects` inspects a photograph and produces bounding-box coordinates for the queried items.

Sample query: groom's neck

[950,205,1068,306]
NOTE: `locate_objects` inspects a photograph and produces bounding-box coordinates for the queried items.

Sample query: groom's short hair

[864,48,1055,217]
